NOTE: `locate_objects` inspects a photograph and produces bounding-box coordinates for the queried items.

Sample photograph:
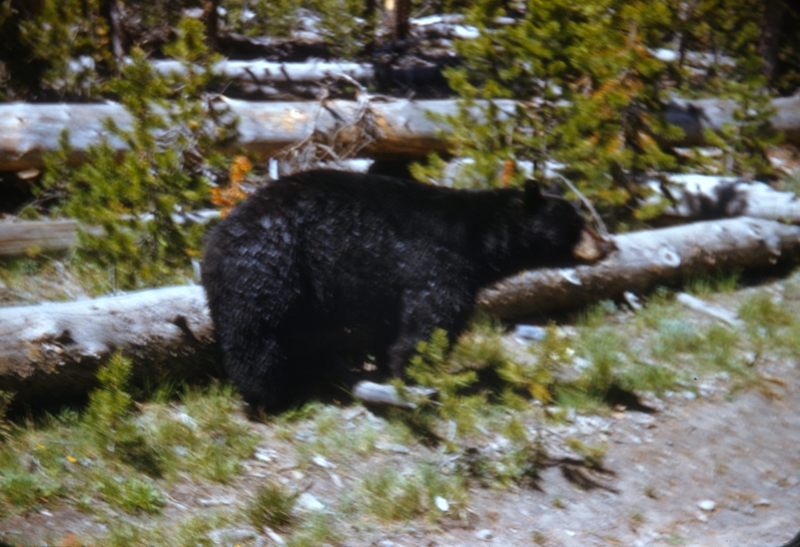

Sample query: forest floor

[1,266,800,547]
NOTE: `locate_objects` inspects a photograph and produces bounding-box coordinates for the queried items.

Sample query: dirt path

[389,363,800,547]
[3,364,800,547]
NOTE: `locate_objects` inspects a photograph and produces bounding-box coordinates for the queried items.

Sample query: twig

[554,174,609,237]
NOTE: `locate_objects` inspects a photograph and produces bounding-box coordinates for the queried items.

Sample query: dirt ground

[4,361,800,547]
[428,367,800,547]
[3,281,800,547]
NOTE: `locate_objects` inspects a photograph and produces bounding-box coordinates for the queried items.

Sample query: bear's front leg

[384,284,474,378]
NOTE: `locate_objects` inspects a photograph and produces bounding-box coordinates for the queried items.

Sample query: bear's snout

[572,227,615,263]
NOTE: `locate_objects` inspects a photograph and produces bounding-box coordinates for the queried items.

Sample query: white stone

[297,492,325,511]
[697,500,716,511]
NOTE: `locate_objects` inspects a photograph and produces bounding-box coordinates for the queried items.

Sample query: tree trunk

[758,0,788,82]
[2,96,799,172]
[0,220,103,256]
[100,0,124,61]
[0,212,218,257]
[2,217,800,407]
[0,286,220,409]
[652,175,800,224]
[202,0,219,52]
[476,217,800,318]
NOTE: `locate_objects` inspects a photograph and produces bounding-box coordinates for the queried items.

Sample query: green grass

[246,480,298,530]
[96,475,165,514]
[357,461,470,522]
[687,272,740,296]
[3,269,800,544]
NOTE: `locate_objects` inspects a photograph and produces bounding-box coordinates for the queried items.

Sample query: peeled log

[0,285,219,408]
[2,217,800,407]
[477,217,800,318]
[2,96,800,171]
[0,220,103,256]
[0,98,456,172]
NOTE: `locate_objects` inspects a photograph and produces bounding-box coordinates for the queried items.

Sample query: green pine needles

[39,19,237,290]
[432,0,783,225]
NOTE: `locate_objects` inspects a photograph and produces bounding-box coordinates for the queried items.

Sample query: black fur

[202,169,589,410]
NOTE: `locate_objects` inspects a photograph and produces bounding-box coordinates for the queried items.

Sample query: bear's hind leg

[224,335,298,412]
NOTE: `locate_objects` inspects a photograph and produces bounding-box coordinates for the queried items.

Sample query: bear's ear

[523,179,545,210]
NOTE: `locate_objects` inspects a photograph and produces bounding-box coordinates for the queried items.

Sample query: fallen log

[0,220,103,256]
[0,211,219,257]
[2,96,800,172]
[0,98,453,172]
[0,285,220,408]
[3,173,796,257]
[477,217,800,318]
[2,217,799,407]
[653,175,800,224]
[148,59,375,84]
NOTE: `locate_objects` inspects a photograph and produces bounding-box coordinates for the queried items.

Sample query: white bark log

[666,96,800,146]
[351,381,436,408]
[3,174,795,258]
[0,212,219,257]
[2,217,799,405]
[0,220,103,256]
[0,285,218,407]
[653,174,800,224]
[148,59,375,83]
[2,96,799,172]
[476,217,800,318]
[0,98,455,172]
[675,292,741,326]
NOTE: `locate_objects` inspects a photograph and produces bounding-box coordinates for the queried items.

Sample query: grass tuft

[246,480,298,531]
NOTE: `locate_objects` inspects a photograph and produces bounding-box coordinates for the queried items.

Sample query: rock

[475,529,493,540]
[198,496,235,506]
[514,324,547,343]
[697,500,716,511]
[263,527,286,545]
[208,526,258,546]
[312,455,334,468]
[254,448,278,462]
[375,441,411,454]
[297,492,325,512]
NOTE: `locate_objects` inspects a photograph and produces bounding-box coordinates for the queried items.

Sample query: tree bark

[2,217,800,406]
[758,0,788,82]
[652,174,800,224]
[0,285,220,409]
[0,98,452,171]
[0,220,103,256]
[2,96,799,172]
[476,217,800,318]
[149,59,376,83]
[0,212,218,257]
[100,0,124,61]
[202,0,219,52]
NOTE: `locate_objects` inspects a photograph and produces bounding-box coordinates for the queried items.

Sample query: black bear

[202,169,608,410]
